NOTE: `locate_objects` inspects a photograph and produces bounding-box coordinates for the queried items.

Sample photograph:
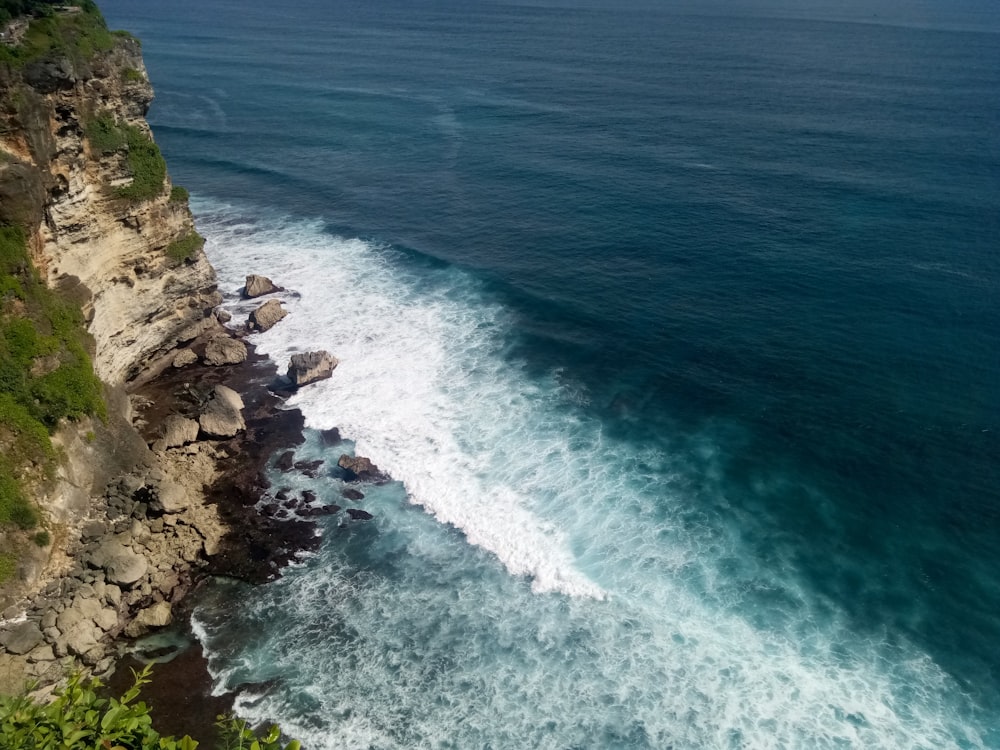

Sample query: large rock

[288,351,338,387]
[198,384,246,438]
[203,336,248,366]
[91,539,148,586]
[125,602,172,638]
[172,349,198,368]
[247,299,287,332]
[156,481,189,514]
[243,274,279,298]
[0,621,43,655]
[159,415,199,449]
[338,454,384,481]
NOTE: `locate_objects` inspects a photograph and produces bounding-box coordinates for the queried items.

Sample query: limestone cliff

[0,29,220,385]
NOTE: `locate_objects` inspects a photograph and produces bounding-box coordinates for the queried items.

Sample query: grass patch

[0,3,116,70]
[0,552,15,584]
[31,529,48,546]
[168,184,189,203]
[121,66,143,82]
[165,230,204,264]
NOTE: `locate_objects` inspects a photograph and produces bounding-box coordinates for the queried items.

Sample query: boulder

[125,602,172,638]
[61,621,101,657]
[247,299,287,332]
[198,385,246,438]
[342,488,365,501]
[338,454,383,481]
[156,481,189,514]
[105,550,148,587]
[203,336,248,366]
[276,450,295,472]
[160,415,199,449]
[172,349,198,368]
[288,351,338,387]
[0,621,43,655]
[215,308,233,324]
[346,509,374,521]
[91,539,147,586]
[243,274,279,298]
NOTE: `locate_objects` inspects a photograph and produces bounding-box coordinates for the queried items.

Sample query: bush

[0,666,302,750]
[166,231,204,264]
[2,3,115,70]
[32,529,49,546]
[84,113,166,201]
[169,184,190,203]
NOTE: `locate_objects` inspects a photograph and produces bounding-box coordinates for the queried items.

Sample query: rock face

[243,274,279,298]
[0,34,221,384]
[198,385,246,438]
[248,299,288,332]
[288,351,338,387]
[203,336,248,366]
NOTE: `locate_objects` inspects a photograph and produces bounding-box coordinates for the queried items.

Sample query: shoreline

[0,314,326,743]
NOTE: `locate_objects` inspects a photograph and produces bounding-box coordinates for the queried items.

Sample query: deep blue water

[102,1,1000,747]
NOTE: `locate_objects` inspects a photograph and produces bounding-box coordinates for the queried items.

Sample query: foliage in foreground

[0,665,302,750]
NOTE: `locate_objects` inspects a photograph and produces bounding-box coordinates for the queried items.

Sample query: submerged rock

[247,298,287,332]
[287,350,337,387]
[243,274,279,298]
[345,508,373,521]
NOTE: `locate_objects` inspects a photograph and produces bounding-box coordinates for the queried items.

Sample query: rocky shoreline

[0,310,325,712]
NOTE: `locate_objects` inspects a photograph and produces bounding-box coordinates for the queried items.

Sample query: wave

[192,197,990,749]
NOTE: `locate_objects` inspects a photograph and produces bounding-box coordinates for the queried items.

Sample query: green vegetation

[121,65,143,82]
[84,112,167,201]
[166,230,204,264]
[0,224,104,530]
[0,552,15,583]
[169,184,190,203]
[31,528,48,546]
[0,667,302,749]
[0,2,118,69]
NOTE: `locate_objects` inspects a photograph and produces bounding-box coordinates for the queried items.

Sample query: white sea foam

[192,199,988,750]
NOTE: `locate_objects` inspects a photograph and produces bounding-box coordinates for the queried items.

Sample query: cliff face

[0,33,220,384]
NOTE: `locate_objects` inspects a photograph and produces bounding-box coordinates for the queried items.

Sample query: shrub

[166,230,204,264]
[0,666,302,750]
[32,529,49,546]
[115,124,166,201]
[121,66,144,82]
[169,184,190,203]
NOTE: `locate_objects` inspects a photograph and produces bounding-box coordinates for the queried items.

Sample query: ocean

[100,1,1000,747]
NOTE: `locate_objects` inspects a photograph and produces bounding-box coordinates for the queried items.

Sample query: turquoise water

[102,1,1000,747]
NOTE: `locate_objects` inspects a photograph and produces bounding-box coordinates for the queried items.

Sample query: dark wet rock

[341,488,365,501]
[293,459,324,477]
[287,351,337,387]
[319,428,342,446]
[276,450,295,472]
[301,505,340,517]
[346,508,373,521]
[247,299,287,332]
[301,490,317,504]
[338,454,383,482]
[242,274,280,298]
[274,489,290,501]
